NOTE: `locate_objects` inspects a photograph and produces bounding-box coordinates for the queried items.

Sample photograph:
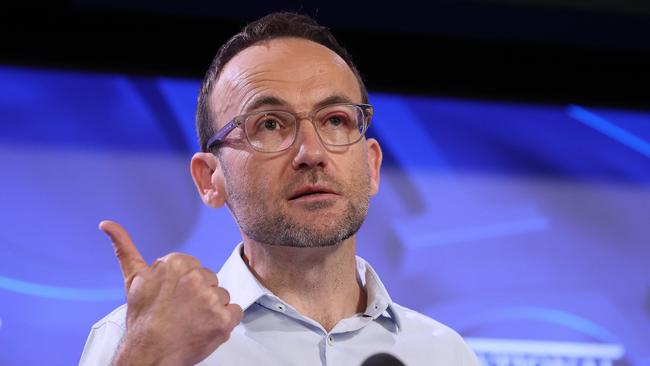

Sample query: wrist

[111,333,169,366]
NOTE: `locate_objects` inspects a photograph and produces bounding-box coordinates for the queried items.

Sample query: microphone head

[361,352,406,366]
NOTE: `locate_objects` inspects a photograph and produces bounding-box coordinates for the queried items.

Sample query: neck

[242,236,366,332]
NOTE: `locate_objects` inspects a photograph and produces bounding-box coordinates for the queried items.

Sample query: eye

[262,118,279,131]
[323,112,354,129]
[251,113,287,133]
[327,115,344,127]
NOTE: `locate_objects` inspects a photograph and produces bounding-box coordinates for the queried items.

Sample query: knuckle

[200,268,218,283]
[220,331,232,344]
[208,326,231,345]
[217,287,231,304]
[160,252,202,271]
[216,312,235,331]
[231,305,244,323]
[201,267,217,278]
[182,268,205,287]
[224,304,242,323]
[189,268,203,280]
[161,252,184,265]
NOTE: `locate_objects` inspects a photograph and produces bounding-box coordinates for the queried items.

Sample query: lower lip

[289,193,338,203]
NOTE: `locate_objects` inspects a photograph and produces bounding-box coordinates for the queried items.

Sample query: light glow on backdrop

[1,65,649,365]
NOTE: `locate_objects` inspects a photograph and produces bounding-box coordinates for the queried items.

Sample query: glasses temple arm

[206,119,239,149]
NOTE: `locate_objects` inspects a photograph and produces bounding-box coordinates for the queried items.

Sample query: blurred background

[1,1,649,365]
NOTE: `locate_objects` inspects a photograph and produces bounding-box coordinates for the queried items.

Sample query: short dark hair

[195,12,369,152]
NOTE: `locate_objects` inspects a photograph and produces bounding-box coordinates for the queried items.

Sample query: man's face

[208,37,381,248]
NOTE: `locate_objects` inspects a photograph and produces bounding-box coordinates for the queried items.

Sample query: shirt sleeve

[461,340,481,366]
[78,319,125,366]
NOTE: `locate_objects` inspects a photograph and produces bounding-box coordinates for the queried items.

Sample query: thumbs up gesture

[99,220,243,366]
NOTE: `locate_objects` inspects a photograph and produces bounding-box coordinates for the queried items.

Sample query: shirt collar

[356,255,402,331]
[217,243,269,311]
[217,242,401,331]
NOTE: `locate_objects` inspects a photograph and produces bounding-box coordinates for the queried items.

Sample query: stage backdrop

[1,65,648,366]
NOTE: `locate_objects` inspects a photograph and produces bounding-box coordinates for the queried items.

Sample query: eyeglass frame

[206,102,373,153]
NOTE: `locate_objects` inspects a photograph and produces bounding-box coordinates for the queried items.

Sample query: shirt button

[277,304,285,312]
[327,335,334,346]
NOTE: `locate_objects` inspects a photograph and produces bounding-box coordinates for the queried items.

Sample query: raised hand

[99,220,243,366]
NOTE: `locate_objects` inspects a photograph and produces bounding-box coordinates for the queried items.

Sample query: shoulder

[91,303,128,331]
[390,302,480,365]
[79,304,128,366]
[391,302,454,334]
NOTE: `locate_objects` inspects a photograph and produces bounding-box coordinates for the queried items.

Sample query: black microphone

[361,353,406,366]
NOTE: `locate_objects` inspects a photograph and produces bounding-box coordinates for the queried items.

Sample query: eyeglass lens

[243,104,365,152]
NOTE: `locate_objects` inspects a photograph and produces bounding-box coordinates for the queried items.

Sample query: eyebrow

[243,96,287,113]
[314,94,356,109]
[242,94,356,114]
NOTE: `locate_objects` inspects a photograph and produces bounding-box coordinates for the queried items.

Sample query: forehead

[211,37,362,125]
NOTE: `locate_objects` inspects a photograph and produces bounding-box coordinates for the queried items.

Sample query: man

[80,12,479,366]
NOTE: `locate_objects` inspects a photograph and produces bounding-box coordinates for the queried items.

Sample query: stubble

[222,162,370,248]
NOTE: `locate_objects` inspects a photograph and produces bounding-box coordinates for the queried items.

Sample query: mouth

[288,185,338,201]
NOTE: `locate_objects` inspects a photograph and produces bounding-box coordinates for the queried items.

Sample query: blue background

[0,64,648,365]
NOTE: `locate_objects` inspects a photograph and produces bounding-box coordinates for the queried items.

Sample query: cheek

[226,153,280,199]
[353,150,373,188]
[331,151,370,192]
[221,152,253,194]
[348,145,370,171]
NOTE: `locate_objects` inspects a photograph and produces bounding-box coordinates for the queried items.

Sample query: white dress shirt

[80,243,479,365]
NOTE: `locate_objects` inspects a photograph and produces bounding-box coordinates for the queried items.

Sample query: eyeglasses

[206,103,373,153]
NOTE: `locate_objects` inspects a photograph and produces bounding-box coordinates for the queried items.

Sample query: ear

[190,152,227,208]
[365,138,382,196]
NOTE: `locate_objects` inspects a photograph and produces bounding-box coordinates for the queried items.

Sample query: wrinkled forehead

[210,37,362,128]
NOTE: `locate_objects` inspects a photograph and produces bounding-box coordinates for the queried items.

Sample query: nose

[291,118,327,170]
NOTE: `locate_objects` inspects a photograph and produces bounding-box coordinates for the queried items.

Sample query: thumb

[99,220,148,291]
